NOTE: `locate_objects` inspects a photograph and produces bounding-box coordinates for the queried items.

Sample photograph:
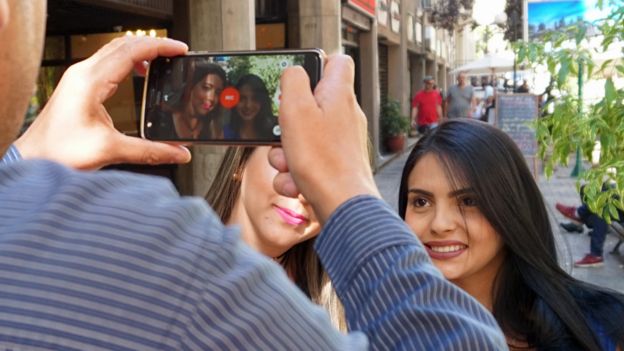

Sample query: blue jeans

[577,204,608,257]
[577,184,622,257]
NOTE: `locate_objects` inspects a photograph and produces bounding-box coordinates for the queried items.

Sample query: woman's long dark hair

[229,74,274,138]
[398,119,624,350]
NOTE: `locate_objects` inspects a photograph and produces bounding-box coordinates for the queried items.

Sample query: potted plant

[380,99,410,153]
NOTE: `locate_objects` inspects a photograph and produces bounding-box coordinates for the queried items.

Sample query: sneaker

[560,222,584,233]
[556,203,581,221]
[574,254,604,267]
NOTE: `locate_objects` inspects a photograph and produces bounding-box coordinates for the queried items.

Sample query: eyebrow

[407,188,474,198]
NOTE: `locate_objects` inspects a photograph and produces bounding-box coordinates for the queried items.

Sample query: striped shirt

[0,146,506,350]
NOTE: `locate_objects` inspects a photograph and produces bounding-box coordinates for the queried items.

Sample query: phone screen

[141,50,322,144]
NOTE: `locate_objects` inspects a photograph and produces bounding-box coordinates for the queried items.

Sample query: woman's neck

[173,111,203,139]
[239,121,256,139]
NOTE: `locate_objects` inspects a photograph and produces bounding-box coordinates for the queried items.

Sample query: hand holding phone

[141,49,323,145]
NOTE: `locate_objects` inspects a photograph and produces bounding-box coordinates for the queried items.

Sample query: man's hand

[15,36,191,170]
[270,55,380,223]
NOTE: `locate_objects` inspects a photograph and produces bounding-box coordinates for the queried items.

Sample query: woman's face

[403,153,505,287]
[191,73,224,116]
[236,84,262,122]
[231,147,321,257]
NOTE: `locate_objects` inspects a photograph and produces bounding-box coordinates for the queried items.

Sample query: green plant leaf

[605,78,616,105]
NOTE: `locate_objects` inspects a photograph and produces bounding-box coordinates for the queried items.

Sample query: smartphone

[140,49,323,144]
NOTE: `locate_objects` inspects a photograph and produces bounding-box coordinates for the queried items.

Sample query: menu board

[495,94,539,156]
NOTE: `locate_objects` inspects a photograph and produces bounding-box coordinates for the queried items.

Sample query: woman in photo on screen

[148,62,226,140]
[223,74,275,140]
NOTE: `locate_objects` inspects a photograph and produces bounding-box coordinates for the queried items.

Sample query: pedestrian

[410,76,443,134]
[398,119,624,350]
[516,79,530,93]
[481,76,495,123]
[445,72,475,118]
[0,2,506,349]
[557,183,623,267]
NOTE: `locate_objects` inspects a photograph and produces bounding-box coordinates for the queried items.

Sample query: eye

[410,197,430,208]
[459,195,478,207]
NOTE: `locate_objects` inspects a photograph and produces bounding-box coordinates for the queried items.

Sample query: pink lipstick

[274,206,306,226]
[424,241,467,260]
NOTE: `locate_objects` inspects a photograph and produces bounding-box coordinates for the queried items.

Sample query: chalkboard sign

[495,94,539,156]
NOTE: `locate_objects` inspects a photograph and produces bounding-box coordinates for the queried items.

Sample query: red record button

[220,87,240,109]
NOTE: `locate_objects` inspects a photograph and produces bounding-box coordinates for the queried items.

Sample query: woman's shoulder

[579,289,624,351]
[223,124,239,139]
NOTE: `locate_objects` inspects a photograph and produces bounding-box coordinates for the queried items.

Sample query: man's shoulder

[0,160,220,235]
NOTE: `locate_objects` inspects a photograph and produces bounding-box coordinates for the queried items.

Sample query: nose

[429,204,458,236]
[205,89,216,102]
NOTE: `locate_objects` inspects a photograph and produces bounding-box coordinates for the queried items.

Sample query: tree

[428,0,475,32]
[502,0,522,42]
[516,1,624,222]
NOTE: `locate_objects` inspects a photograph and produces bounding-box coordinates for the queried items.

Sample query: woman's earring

[232,172,242,182]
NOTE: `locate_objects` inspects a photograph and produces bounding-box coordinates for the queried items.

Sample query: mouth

[202,102,213,110]
[424,243,468,260]
[274,206,307,226]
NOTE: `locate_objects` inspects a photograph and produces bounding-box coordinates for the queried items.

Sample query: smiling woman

[398,119,624,350]
[205,146,346,331]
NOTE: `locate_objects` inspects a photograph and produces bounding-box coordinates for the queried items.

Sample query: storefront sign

[378,0,389,26]
[390,0,400,33]
[347,0,376,17]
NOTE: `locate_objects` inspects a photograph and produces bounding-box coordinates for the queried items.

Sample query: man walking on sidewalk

[410,76,442,134]
[446,72,475,119]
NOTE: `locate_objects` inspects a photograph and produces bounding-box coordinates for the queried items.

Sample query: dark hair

[229,74,274,139]
[190,62,227,91]
[398,119,624,350]
[175,62,227,114]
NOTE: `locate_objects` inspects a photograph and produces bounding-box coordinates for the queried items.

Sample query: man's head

[423,76,435,91]
[457,72,466,86]
[0,0,47,155]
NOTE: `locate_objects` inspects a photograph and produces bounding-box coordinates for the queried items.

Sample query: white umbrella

[451,53,515,75]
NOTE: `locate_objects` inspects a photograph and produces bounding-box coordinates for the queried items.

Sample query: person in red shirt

[411,76,443,134]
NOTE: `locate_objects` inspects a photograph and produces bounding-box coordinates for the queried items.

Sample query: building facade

[39,0,458,195]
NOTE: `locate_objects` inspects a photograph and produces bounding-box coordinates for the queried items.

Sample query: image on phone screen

[141,50,322,144]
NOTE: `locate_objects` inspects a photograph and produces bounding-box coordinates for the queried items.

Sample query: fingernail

[175,146,192,163]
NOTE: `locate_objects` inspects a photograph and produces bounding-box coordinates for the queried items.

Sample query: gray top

[447,84,474,118]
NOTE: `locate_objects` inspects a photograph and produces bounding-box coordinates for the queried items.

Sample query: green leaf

[605,78,616,105]
[558,60,570,87]
[575,25,587,45]
[600,59,613,72]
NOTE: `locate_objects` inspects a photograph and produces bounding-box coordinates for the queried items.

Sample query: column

[174,0,255,196]
[297,0,341,54]
[360,21,381,170]
[388,0,409,117]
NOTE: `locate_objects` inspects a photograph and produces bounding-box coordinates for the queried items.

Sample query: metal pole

[571,61,583,177]
[513,51,517,92]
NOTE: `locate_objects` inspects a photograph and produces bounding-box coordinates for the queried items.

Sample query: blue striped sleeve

[316,195,508,350]
[0,160,369,350]
[0,144,21,165]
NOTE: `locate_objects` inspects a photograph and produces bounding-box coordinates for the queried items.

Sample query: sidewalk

[374,149,624,294]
